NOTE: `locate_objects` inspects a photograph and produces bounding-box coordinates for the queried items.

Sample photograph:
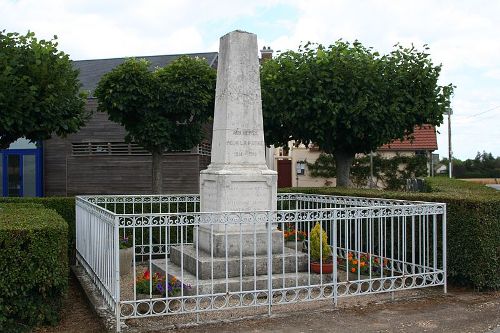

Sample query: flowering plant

[136,269,191,296]
[338,252,389,275]
[119,234,133,249]
[164,275,191,297]
[281,223,307,242]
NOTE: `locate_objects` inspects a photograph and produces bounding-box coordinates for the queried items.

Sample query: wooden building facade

[1,49,279,197]
[42,52,217,196]
[44,99,212,196]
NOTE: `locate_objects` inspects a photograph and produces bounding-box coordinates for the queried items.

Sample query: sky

[2,0,499,160]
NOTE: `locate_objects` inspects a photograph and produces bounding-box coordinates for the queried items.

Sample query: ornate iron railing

[76,193,446,332]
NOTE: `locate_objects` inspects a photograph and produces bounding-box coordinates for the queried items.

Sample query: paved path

[486,184,500,191]
[170,289,500,333]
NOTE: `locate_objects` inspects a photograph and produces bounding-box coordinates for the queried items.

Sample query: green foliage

[448,151,500,178]
[308,153,428,190]
[95,56,216,192]
[95,56,215,153]
[309,222,331,262]
[0,208,68,332]
[280,178,500,290]
[0,30,88,149]
[261,40,453,186]
[307,153,337,178]
[0,197,76,264]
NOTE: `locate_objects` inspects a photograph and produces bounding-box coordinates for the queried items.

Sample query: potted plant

[309,222,333,274]
[119,235,133,276]
[282,223,307,250]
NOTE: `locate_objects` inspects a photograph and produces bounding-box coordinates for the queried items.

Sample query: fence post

[267,211,273,316]
[114,215,121,332]
[442,206,447,294]
[333,211,338,307]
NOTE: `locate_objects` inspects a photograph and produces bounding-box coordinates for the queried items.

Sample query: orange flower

[360,261,366,267]
[170,276,177,284]
[351,267,356,273]
[143,269,150,280]
[352,260,358,265]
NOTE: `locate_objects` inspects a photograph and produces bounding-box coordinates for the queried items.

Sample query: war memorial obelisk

[197,30,280,256]
[164,31,306,290]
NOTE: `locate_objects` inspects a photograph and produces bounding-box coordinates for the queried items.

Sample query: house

[0,52,218,197]
[274,125,439,188]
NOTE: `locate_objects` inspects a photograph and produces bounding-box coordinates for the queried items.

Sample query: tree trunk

[152,149,163,194]
[335,151,355,188]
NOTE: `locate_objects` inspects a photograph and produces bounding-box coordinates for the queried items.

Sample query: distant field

[459,178,499,184]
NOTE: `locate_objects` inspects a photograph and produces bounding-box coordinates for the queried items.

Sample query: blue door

[1,149,42,197]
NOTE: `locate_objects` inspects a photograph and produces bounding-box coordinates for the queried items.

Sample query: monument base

[151,257,332,296]
[195,227,283,257]
[200,168,277,213]
[168,245,308,279]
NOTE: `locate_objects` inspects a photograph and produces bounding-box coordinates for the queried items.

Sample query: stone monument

[157,31,308,292]
[197,30,280,256]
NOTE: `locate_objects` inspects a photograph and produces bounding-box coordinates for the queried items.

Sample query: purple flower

[156,283,164,294]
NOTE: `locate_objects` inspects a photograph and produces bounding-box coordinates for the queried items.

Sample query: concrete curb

[71,265,120,332]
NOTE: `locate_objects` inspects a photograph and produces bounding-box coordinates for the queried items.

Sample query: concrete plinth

[195,227,284,257]
[151,259,329,296]
[168,245,308,279]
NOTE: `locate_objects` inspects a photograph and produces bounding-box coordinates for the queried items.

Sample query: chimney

[260,46,273,61]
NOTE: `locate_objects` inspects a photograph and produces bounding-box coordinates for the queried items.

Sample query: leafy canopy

[261,40,454,156]
[0,30,87,148]
[94,56,216,153]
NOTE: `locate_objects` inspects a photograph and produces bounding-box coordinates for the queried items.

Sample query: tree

[0,30,87,148]
[450,152,500,178]
[261,41,453,187]
[95,56,216,193]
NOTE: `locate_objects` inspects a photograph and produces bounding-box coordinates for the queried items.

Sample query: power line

[468,105,500,118]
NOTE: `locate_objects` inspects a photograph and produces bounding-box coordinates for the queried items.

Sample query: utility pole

[369,151,374,188]
[446,107,453,178]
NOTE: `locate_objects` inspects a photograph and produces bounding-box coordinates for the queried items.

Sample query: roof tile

[378,125,438,151]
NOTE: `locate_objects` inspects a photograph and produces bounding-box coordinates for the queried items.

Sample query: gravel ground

[167,288,500,333]
[36,274,499,333]
[34,274,106,333]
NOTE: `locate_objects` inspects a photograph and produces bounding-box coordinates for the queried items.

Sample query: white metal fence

[75,193,446,332]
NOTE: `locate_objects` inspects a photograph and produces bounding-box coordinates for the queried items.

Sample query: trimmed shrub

[0,197,76,264]
[280,178,500,290]
[309,222,331,262]
[0,203,44,210]
[0,207,68,332]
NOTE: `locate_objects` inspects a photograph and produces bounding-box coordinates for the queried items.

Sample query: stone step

[151,259,336,296]
[165,245,309,280]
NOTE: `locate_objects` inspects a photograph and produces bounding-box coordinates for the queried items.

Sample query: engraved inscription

[201,180,217,212]
[228,128,264,159]
[226,181,270,211]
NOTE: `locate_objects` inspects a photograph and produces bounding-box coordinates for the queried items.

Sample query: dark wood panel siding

[43,135,70,196]
[65,154,201,195]
[44,99,209,196]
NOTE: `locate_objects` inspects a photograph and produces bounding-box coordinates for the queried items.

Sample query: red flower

[143,269,150,280]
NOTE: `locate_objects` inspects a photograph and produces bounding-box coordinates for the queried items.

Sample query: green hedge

[0,207,68,332]
[280,178,500,290]
[0,197,76,264]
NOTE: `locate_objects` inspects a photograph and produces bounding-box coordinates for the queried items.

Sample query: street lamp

[445,107,453,178]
